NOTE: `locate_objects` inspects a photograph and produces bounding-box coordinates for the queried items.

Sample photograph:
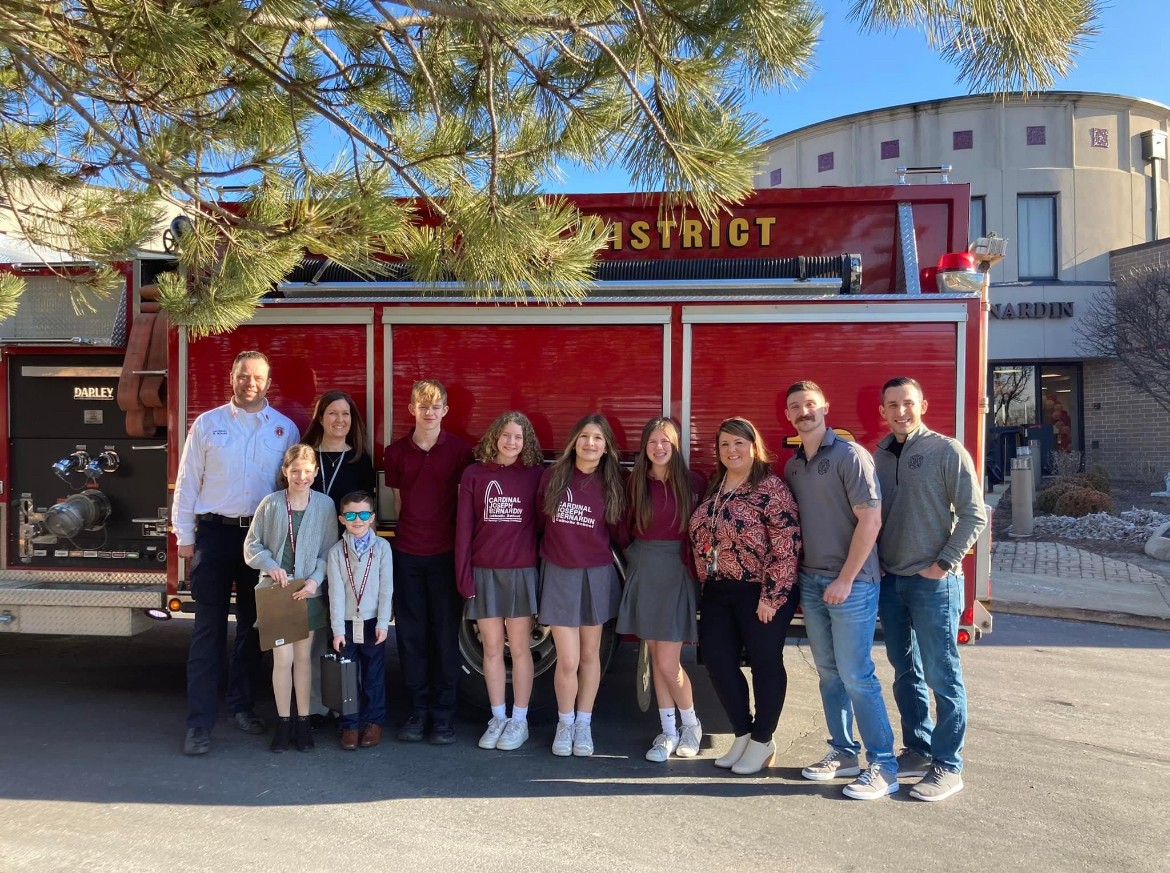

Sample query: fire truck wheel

[457,617,619,715]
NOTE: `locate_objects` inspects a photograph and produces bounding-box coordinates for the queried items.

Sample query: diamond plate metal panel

[0,570,165,585]
[0,583,164,607]
[0,604,155,635]
[0,275,128,345]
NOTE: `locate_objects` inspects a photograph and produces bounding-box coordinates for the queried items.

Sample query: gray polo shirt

[783,428,881,583]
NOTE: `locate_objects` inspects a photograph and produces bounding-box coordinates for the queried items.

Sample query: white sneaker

[676,722,703,758]
[495,718,529,751]
[645,733,679,763]
[551,722,574,757]
[478,717,508,750]
[572,721,594,757]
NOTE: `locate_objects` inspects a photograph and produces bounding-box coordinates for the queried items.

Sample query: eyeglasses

[342,511,374,522]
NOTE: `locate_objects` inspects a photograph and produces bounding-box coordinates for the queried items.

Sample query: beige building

[756,91,1170,479]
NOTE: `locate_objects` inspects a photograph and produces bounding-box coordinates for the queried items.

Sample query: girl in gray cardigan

[245,444,339,752]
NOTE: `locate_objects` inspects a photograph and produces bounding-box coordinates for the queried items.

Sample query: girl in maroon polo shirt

[455,411,544,753]
[617,417,708,763]
[538,414,626,758]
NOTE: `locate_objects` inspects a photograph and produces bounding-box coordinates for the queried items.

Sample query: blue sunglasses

[342,510,374,522]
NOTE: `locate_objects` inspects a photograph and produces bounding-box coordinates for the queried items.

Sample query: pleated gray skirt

[538,560,620,627]
[616,539,699,642]
[465,566,540,620]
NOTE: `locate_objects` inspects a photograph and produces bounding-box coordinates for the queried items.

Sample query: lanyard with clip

[342,540,375,643]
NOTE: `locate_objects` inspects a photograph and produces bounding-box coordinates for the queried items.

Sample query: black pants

[392,550,462,723]
[186,523,262,730]
[699,578,800,743]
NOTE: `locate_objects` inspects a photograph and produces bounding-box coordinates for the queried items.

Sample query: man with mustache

[782,381,898,800]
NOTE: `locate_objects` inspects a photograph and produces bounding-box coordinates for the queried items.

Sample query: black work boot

[294,716,315,752]
[271,717,293,753]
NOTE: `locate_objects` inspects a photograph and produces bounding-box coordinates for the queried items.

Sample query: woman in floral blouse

[689,417,801,775]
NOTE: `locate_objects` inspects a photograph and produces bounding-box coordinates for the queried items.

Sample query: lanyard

[342,538,375,607]
[316,449,345,499]
[284,495,298,559]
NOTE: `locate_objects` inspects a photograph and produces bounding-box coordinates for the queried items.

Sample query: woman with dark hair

[455,411,544,753]
[301,391,376,727]
[538,414,626,758]
[689,417,801,775]
[617,417,708,762]
[303,391,376,511]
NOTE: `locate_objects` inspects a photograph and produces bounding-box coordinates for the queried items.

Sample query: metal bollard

[1029,439,1042,492]
[1011,448,1034,537]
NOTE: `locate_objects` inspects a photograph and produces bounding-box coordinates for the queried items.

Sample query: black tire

[458,617,620,715]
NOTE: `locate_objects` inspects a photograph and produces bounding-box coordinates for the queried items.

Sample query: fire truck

[0,179,995,710]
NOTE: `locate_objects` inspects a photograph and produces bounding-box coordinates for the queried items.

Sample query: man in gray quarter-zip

[874,376,986,803]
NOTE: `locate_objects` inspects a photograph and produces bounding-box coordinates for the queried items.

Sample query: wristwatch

[936,558,955,573]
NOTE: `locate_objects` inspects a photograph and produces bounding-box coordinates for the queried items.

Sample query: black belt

[198,513,253,528]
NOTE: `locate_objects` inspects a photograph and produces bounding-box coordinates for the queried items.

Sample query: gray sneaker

[801,748,862,782]
[910,765,965,802]
[896,748,933,778]
[676,722,703,758]
[551,722,574,757]
[843,764,900,800]
[572,721,594,757]
[496,718,529,751]
[478,716,508,750]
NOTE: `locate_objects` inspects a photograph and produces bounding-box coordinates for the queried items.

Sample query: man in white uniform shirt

[175,351,299,756]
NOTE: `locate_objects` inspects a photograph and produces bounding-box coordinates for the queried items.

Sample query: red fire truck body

[0,183,992,706]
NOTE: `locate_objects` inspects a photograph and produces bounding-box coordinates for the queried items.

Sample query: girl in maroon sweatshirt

[538,413,626,758]
[455,412,544,753]
[617,417,709,763]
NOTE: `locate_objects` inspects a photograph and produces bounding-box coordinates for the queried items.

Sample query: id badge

[706,546,719,577]
[352,618,365,645]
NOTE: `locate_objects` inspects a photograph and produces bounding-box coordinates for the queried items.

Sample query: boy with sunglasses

[327,491,394,750]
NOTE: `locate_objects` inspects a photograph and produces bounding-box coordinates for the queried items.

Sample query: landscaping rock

[1145,521,1170,562]
[1032,509,1170,545]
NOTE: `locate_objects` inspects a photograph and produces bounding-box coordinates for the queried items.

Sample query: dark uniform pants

[185,523,262,729]
[392,549,462,723]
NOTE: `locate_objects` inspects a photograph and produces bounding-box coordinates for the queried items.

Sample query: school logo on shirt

[817,459,831,475]
[484,480,523,523]
[554,488,596,529]
[909,454,924,470]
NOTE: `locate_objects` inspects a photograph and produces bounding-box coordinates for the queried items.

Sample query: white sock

[679,707,699,728]
[491,704,506,720]
[558,711,575,726]
[659,707,678,736]
[575,710,592,726]
[511,706,528,723]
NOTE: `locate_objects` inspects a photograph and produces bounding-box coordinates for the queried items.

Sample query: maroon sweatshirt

[620,469,709,570]
[538,466,621,569]
[454,461,543,599]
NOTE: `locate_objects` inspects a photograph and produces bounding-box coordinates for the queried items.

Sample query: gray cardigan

[327,533,394,635]
[244,489,339,592]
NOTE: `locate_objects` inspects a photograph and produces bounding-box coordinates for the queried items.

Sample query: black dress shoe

[397,713,426,742]
[309,712,337,731]
[271,717,292,753]
[430,721,456,745]
[233,710,267,735]
[183,727,211,756]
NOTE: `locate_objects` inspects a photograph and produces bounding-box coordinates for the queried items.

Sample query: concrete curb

[990,600,1170,632]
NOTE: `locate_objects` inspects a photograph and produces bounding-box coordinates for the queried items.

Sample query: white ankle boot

[731,739,776,775]
[714,733,751,769]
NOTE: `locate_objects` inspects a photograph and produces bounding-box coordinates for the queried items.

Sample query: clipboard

[255,578,310,650]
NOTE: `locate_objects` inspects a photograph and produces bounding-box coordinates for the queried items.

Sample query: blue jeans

[878,572,967,772]
[800,572,895,770]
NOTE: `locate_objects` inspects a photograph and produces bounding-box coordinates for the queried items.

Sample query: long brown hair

[277,444,318,488]
[543,414,626,525]
[474,411,543,467]
[302,391,368,462]
[630,417,693,535]
[704,417,775,499]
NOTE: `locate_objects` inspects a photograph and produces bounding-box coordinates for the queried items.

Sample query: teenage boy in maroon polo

[383,379,474,744]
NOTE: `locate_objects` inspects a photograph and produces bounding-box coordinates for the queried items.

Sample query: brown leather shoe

[340,729,359,751]
[359,724,383,747]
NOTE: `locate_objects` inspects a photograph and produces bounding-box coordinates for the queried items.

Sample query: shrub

[1072,471,1110,493]
[1088,463,1112,486]
[1037,479,1082,514]
[1053,488,1114,518]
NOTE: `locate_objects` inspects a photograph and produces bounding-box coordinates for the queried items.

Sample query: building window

[1017,194,1057,279]
[880,139,899,160]
[1090,127,1109,149]
[953,130,974,151]
[970,196,986,242]
[992,365,1037,428]
[1040,365,1081,455]
[817,152,834,172]
[769,168,782,187]
[989,363,1083,476]
[1027,125,1046,146]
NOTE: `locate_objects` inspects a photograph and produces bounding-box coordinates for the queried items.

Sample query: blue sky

[545,2,1170,194]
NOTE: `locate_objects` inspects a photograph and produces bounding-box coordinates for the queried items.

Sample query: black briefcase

[320,653,360,716]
